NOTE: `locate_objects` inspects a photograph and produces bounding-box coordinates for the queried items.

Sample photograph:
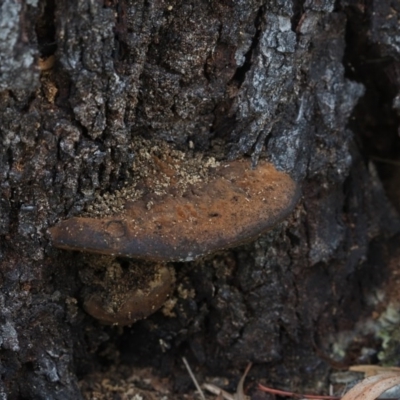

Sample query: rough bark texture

[1,0,400,398]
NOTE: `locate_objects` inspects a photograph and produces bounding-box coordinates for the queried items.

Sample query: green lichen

[377,303,400,366]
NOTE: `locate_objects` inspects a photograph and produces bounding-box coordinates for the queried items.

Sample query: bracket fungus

[79,257,175,326]
[50,159,300,262]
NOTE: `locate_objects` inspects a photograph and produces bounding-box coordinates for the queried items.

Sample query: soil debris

[84,137,221,218]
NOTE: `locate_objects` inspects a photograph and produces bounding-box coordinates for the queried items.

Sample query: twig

[235,362,252,400]
[203,363,253,400]
[370,156,400,167]
[203,383,234,400]
[182,357,206,400]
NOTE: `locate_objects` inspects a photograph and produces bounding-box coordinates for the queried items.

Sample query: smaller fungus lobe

[50,159,300,262]
[80,257,175,326]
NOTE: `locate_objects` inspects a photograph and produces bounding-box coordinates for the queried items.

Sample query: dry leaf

[341,372,400,400]
[349,366,400,378]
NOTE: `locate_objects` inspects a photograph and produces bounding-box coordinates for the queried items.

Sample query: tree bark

[1,0,400,398]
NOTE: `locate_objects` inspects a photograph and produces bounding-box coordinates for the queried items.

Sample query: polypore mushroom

[79,257,174,326]
[50,159,300,262]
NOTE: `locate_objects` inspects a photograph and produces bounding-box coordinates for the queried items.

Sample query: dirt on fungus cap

[49,159,301,262]
[83,263,174,326]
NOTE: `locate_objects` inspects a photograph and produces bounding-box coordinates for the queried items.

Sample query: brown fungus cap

[49,159,300,262]
[81,261,174,326]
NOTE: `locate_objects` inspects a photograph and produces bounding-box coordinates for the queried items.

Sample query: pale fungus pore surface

[50,156,300,262]
[79,256,175,326]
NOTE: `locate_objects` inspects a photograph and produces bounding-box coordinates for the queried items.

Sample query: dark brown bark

[1,0,400,398]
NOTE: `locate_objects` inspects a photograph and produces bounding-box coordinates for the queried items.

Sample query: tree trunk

[1,0,400,398]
